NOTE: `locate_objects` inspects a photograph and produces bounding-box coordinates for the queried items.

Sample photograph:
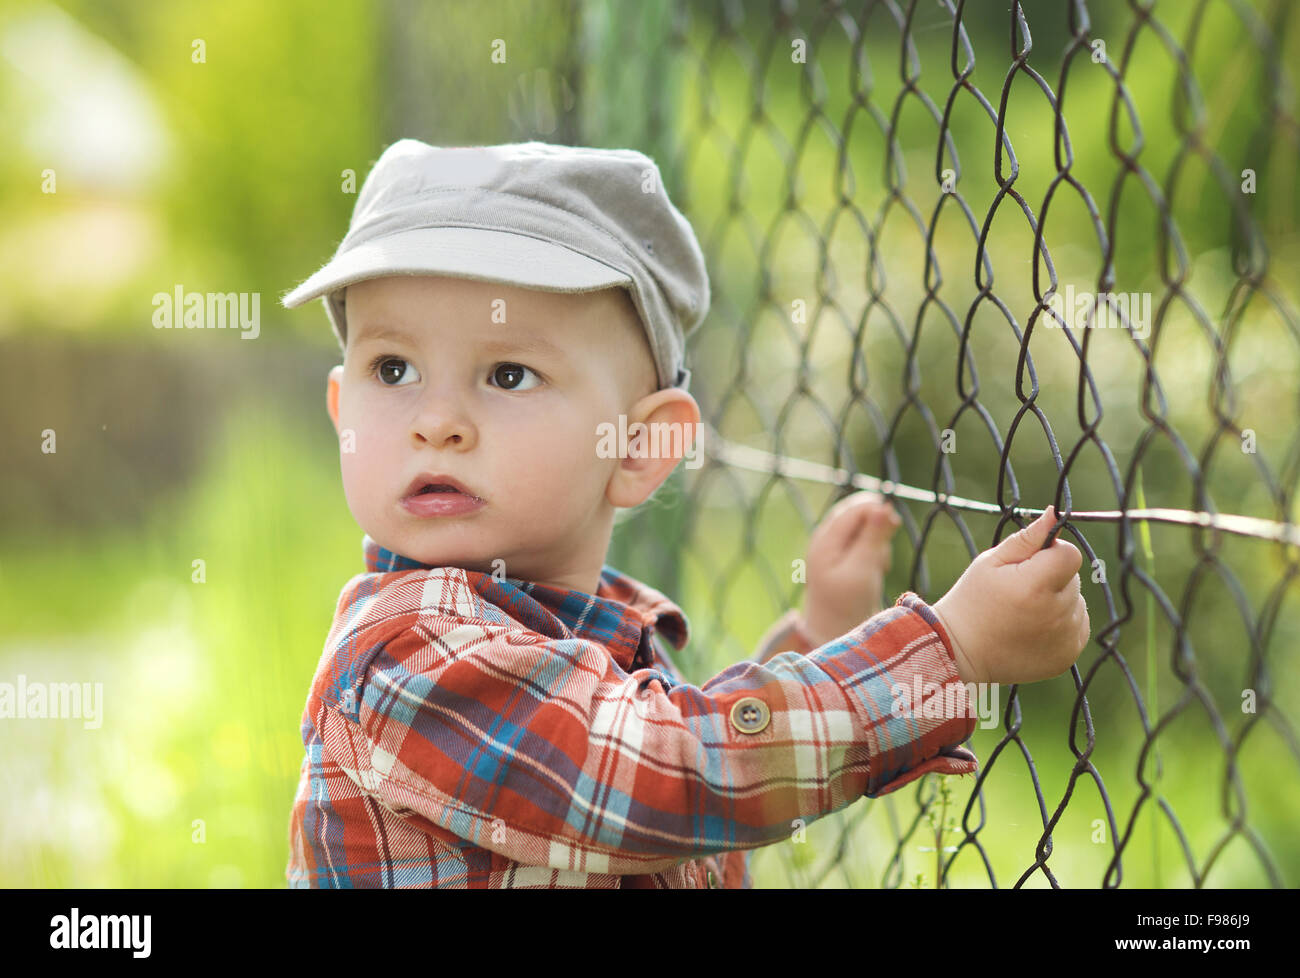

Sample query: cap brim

[281,226,632,309]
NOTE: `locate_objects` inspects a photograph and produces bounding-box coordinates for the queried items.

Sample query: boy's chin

[379,522,492,567]
[392,541,493,574]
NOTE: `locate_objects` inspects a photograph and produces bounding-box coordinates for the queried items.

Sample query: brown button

[730,696,770,734]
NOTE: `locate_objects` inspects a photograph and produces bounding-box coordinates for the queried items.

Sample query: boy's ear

[604,388,702,509]
[326,365,343,433]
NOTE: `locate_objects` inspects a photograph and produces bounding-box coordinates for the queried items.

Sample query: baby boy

[279,139,1089,888]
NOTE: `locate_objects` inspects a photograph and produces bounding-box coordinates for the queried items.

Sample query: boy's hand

[801,491,902,645]
[932,507,1090,686]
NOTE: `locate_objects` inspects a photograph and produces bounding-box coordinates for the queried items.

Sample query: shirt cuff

[811,593,977,795]
[863,592,979,797]
[751,595,980,797]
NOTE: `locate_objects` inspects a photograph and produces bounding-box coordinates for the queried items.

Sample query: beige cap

[281,139,710,390]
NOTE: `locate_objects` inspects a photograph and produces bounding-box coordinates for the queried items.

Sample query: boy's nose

[411,391,476,449]
[414,417,475,449]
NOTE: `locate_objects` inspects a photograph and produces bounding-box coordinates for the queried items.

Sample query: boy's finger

[818,492,882,546]
[815,503,868,552]
[1024,538,1083,591]
[848,502,900,540]
[1064,597,1090,654]
[826,491,884,521]
[991,507,1058,565]
[870,502,903,528]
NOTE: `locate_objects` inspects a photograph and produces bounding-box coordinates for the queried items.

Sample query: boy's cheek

[336,414,384,463]
[336,461,367,516]
[338,437,387,503]
[340,469,395,537]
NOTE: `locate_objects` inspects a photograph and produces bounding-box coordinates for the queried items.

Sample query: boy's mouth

[402,473,483,501]
[401,473,486,519]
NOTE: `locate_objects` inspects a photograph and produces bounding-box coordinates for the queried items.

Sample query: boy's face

[325,274,699,593]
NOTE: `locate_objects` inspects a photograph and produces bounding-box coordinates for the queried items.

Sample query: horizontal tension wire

[700,424,1300,548]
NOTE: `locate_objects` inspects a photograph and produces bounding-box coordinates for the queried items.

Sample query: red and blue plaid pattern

[286,536,979,888]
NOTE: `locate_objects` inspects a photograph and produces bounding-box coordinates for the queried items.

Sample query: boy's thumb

[992,507,1058,565]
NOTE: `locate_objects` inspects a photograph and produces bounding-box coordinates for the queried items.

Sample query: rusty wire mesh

[579,0,1300,888]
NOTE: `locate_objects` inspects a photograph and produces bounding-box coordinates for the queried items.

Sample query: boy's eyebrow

[353,323,566,357]
[351,324,413,346]
[476,334,566,358]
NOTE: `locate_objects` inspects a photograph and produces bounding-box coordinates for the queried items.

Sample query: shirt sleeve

[313,574,979,877]
[750,596,979,797]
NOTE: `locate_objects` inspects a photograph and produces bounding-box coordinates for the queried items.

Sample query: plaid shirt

[286,536,979,888]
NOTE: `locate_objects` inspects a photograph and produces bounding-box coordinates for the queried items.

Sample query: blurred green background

[1,0,1297,888]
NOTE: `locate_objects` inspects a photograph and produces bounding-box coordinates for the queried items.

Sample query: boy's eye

[490,363,541,391]
[374,357,420,386]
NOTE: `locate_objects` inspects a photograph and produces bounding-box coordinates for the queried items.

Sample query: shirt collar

[360,535,690,660]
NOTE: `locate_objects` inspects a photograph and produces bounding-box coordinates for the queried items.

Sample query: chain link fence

[520,0,1300,887]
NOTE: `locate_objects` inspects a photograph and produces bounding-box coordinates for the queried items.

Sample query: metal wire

[703,422,1300,546]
